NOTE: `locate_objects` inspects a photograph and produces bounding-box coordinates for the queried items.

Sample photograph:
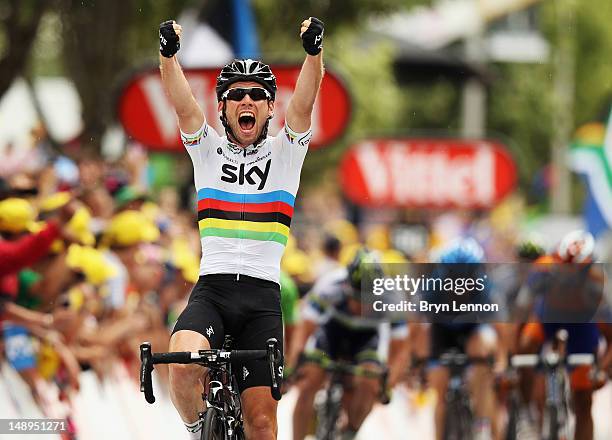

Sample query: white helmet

[557,230,595,263]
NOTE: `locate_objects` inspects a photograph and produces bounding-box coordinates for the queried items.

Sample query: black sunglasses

[222,87,271,102]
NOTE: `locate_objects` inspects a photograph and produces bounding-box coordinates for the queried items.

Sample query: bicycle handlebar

[511,352,595,368]
[436,353,495,368]
[298,353,390,403]
[139,338,282,404]
[152,351,194,364]
[410,353,495,369]
[300,353,385,377]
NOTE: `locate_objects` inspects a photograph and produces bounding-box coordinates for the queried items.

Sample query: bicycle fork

[542,368,570,440]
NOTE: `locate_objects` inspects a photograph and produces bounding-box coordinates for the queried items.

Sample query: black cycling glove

[159,20,180,58]
[301,17,324,56]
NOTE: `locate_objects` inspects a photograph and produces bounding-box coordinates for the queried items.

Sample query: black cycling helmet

[216,59,277,102]
[516,239,545,261]
[347,248,384,292]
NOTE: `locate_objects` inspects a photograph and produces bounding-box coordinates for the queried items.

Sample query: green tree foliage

[487,0,612,195]
[57,0,196,154]
[488,63,553,189]
[252,1,427,188]
[253,0,415,46]
[300,30,404,187]
[1,0,197,153]
[258,0,612,197]
[571,0,612,123]
[4,0,612,182]
[0,0,50,97]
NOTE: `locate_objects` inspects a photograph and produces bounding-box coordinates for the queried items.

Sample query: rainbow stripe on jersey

[197,188,294,246]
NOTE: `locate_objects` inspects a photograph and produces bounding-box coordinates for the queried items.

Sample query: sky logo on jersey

[196,187,295,245]
[221,159,271,190]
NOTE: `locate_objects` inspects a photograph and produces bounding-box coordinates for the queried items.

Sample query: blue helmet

[437,238,484,264]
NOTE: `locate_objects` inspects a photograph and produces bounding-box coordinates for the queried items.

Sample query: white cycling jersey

[303,268,409,339]
[181,122,311,284]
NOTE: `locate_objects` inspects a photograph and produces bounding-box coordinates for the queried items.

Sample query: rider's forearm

[284,324,295,355]
[285,54,324,132]
[388,337,410,387]
[2,302,52,328]
[493,323,509,369]
[286,319,317,369]
[599,324,612,372]
[159,55,204,129]
[96,316,147,347]
[600,348,612,374]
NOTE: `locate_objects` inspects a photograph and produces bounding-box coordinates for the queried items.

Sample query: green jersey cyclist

[158,16,325,440]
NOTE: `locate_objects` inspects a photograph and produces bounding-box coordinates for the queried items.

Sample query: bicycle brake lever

[266,338,282,401]
[140,342,155,404]
[380,368,391,405]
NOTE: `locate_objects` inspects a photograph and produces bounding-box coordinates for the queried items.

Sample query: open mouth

[238,112,256,131]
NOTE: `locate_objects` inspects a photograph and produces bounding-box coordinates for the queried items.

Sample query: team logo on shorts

[243,366,250,380]
[206,326,214,338]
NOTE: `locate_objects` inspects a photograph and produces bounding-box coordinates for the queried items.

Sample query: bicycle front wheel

[316,386,343,440]
[504,395,519,440]
[201,408,224,440]
[443,394,473,440]
[544,405,559,440]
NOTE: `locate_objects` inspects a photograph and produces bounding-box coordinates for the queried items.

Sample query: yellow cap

[0,198,37,233]
[30,205,95,252]
[141,201,160,223]
[281,249,311,277]
[339,243,362,266]
[101,210,160,248]
[66,244,116,285]
[181,260,200,284]
[170,239,200,283]
[325,219,359,245]
[286,234,297,250]
[66,286,85,311]
[39,192,71,212]
[66,206,95,246]
[365,225,390,251]
[381,249,408,264]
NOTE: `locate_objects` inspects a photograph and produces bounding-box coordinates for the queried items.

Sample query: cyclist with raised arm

[286,249,409,440]
[158,17,324,440]
[517,230,612,440]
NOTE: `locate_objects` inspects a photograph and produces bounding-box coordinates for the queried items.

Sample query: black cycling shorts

[172,274,283,393]
[311,319,380,364]
[429,323,479,360]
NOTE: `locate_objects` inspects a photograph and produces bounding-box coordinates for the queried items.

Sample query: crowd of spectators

[0,126,582,425]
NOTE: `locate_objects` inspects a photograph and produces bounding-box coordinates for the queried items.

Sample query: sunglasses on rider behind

[222,87,271,102]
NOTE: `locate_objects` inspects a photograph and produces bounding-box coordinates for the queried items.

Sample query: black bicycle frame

[139,337,282,440]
